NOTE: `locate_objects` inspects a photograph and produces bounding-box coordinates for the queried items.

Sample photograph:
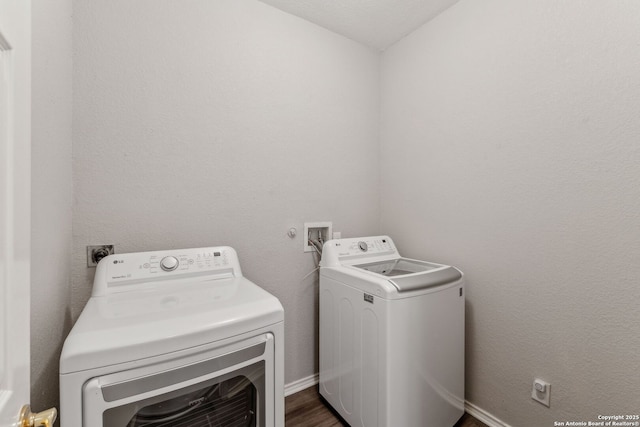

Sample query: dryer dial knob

[358,241,368,252]
[160,256,179,271]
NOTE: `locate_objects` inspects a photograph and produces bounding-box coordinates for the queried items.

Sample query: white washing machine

[60,246,284,427]
[319,236,464,427]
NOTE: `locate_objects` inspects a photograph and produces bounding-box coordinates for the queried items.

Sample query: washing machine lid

[320,236,462,294]
[351,258,462,292]
[60,276,283,374]
[353,258,439,277]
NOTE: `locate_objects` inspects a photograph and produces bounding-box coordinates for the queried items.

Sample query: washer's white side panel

[320,272,464,427]
[386,281,465,427]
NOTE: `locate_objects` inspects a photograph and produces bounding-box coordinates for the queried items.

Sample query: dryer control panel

[92,246,242,296]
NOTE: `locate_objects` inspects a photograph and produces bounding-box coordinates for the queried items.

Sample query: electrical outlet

[303,222,332,253]
[87,245,115,267]
[531,378,550,407]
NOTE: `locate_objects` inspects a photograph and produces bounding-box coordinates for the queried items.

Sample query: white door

[0,0,32,425]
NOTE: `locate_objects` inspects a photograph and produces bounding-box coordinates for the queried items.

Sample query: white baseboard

[284,373,319,397]
[465,400,513,427]
[284,375,511,427]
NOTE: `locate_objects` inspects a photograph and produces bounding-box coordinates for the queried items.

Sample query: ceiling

[258,0,460,50]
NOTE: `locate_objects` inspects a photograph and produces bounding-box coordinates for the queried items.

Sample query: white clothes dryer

[60,246,284,427]
[319,236,464,427]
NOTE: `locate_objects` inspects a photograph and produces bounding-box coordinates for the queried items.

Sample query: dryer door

[111,363,263,426]
[83,334,274,427]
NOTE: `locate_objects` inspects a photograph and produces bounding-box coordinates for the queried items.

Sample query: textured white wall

[31,0,73,412]
[381,1,640,424]
[72,0,379,384]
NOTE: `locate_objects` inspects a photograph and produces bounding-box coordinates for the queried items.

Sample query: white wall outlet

[532,378,550,407]
[303,222,332,252]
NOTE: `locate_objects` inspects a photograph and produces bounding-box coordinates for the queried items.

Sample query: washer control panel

[320,236,399,268]
[101,247,239,290]
[160,256,179,271]
[334,237,395,258]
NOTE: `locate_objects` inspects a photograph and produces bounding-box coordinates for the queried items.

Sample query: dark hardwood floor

[285,386,488,427]
[285,386,346,427]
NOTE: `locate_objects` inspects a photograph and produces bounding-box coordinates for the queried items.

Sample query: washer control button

[160,256,179,271]
[358,241,368,252]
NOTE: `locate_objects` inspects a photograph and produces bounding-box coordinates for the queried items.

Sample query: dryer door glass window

[102,361,265,427]
[128,372,257,426]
